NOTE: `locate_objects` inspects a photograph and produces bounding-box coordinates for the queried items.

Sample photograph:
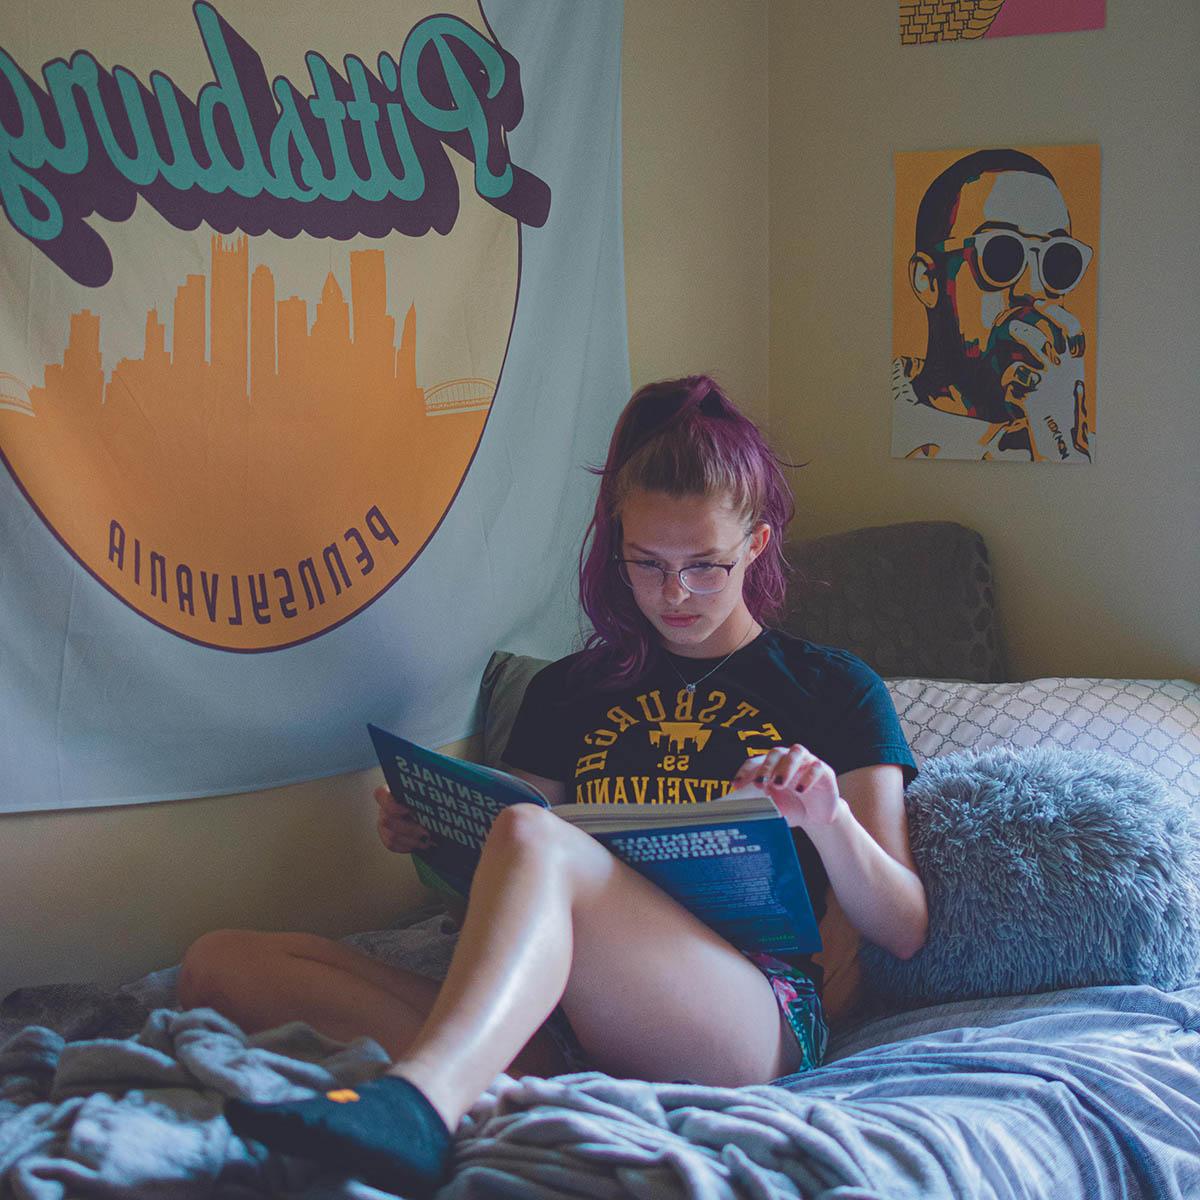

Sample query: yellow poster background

[892,143,1100,433]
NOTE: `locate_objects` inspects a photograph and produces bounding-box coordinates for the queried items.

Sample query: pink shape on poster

[985,0,1106,38]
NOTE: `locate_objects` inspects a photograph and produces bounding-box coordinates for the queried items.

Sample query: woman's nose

[661,571,689,603]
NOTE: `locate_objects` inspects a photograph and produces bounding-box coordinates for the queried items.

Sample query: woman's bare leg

[393,803,801,1129]
[216,804,800,1196]
[178,928,565,1076]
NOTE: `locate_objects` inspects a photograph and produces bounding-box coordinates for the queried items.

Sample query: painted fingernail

[773,774,786,786]
[755,774,766,784]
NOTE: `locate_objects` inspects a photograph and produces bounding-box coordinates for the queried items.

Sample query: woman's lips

[661,614,699,627]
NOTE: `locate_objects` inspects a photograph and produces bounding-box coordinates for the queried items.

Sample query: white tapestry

[0,0,628,810]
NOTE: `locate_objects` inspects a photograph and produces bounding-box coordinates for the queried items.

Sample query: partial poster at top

[891,144,1100,464]
[899,0,1106,44]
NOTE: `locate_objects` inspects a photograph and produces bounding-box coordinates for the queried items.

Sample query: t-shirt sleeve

[815,654,918,785]
[500,661,572,782]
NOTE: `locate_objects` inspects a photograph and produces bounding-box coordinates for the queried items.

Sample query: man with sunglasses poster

[892,147,1095,463]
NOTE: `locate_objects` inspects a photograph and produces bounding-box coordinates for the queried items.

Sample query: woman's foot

[225,1075,452,1195]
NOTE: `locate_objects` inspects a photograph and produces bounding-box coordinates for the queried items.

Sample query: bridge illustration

[648,722,712,753]
[0,373,33,416]
[425,378,495,416]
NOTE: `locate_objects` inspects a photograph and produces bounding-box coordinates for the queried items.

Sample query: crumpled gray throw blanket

[1,1008,390,1198]
[3,1005,894,1199]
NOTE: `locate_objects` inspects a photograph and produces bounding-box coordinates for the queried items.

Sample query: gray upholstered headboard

[782,521,1006,683]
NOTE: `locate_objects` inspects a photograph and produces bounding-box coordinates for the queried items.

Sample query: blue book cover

[368,724,821,955]
[368,723,549,896]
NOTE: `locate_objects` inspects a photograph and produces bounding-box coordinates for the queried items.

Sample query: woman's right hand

[375,786,434,854]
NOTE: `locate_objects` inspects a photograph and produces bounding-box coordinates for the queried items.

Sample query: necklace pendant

[685,683,696,694]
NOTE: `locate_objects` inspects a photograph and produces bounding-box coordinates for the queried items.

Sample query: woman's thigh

[558,853,804,1087]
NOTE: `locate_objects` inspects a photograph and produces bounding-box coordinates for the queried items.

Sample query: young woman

[182,376,928,1195]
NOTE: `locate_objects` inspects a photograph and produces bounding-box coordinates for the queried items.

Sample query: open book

[368,724,822,956]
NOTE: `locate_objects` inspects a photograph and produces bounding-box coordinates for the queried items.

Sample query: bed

[3,521,1199,1199]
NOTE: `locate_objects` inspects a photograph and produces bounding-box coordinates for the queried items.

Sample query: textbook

[368,724,822,956]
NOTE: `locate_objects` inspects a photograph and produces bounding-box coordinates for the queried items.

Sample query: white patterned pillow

[886,678,1200,804]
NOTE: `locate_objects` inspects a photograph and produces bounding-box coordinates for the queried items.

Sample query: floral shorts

[744,951,829,1074]
[542,951,829,1076]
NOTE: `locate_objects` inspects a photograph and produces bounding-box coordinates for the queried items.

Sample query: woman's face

[617,487,769,658]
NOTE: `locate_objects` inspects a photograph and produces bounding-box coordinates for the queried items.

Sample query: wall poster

[892,144,1100,464]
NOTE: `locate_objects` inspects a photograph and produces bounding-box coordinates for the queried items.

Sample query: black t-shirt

[502,628,918,988]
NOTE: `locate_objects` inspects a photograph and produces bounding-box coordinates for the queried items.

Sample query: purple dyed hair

[574,375,797,689]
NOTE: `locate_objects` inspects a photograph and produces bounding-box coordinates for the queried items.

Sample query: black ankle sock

[225,1075,452,1195]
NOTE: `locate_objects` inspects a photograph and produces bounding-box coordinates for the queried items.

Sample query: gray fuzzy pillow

[860,744,1200,1010]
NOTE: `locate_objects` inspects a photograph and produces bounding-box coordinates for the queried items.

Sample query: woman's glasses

[614,536,750,596]
[937,229,1093,296]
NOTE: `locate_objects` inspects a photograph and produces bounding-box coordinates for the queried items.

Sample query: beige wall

[0,2,771,1001]
[0,771,432,996]
[622,0,769,418]
[768,1,1200,681]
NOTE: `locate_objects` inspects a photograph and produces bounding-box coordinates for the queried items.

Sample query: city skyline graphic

[0,236,502,650]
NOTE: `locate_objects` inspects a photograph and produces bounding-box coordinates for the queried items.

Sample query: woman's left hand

[731,744,844,830]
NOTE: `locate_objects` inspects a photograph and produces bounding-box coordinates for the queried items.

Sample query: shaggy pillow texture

[860,744,1200,1010]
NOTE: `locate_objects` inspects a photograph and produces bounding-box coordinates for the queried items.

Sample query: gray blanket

[4,922,1200,1199]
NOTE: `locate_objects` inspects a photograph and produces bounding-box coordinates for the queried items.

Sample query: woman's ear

[748,521,771,561]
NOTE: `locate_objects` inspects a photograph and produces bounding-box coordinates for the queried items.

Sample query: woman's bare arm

[811,764,928,960]
[733,753,928,960]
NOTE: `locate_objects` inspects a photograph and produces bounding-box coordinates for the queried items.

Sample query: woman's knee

[483,803,614,893]
[178,928,278,1010]
[484,802,570,862]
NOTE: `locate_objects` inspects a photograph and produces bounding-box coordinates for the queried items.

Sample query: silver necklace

[665,624,759,694]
